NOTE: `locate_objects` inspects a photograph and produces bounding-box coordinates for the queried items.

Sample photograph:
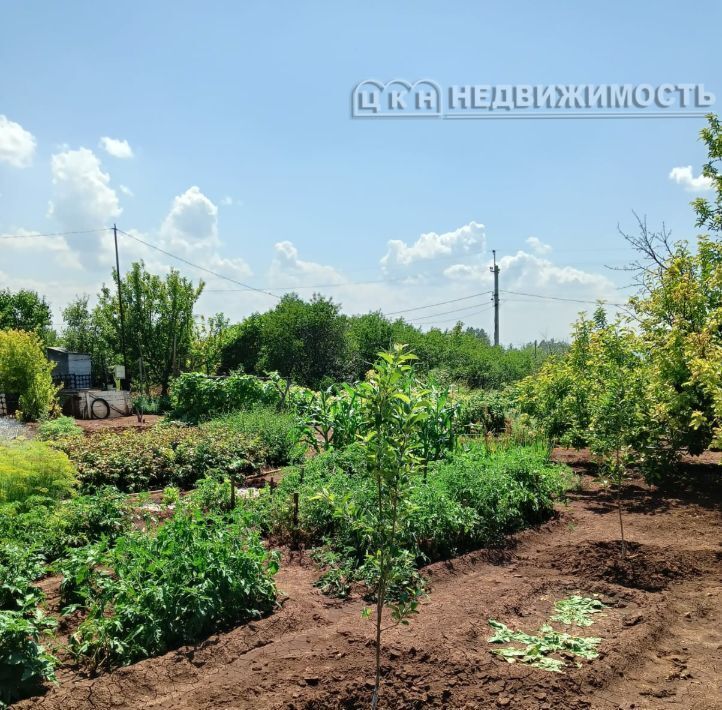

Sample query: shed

[46,347,92,389]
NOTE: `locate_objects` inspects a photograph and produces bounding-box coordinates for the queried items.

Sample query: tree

[347,312,393,380]
[692,113,722,234]
[96,262,204,394]
[258,293,348,388]
[217,313,265,375]
[0,330,58,421]
[354,346,428,709]
[0,289,53,341]
[190,312,230,375]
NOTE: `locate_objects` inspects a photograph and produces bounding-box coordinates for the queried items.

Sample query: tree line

[1,274,561,395]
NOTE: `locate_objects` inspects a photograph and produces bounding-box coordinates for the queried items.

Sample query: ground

[16,452,722,710]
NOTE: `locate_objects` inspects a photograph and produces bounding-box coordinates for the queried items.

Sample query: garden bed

[14,460,721,709]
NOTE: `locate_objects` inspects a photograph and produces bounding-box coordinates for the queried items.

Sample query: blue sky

[1,1,719,343]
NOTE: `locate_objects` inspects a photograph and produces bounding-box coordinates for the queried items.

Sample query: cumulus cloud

[160,186,218,252]
[0,115,36,168]
[48,147,121,228]
[99,136,134,159]
[525,236,552,255]
[269,241,344,287]
[669,165,713,192]
[381,221,485,271]
[2,229,82,270]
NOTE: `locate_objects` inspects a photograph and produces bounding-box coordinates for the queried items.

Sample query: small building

[46,347,131,420]
[46,347,92,390]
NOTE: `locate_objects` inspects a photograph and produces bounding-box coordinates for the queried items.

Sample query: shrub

[0,609,57,706]
[36,416,83,441]
[0,441,77,503]
[58,424,271,492]
[200,407,302,465]
[0,488,130,562]
[258,441,570,568]
[0,329,58,421]
[169,371,280,422]
[63,510,278,670]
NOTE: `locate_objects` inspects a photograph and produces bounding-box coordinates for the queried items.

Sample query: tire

[91,397,111,420]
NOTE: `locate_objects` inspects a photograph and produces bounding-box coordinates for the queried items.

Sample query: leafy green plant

[0,441,77,503]
[64,510,279,670]
[488,619,602,673]
[57,423,269,492]
[551,596,606,627]
[352,346,430,709]
[36,416,83,441]
[161,485,180,506]
[0,609,57,705]
[0,329,59,421]
[0,488,130,562]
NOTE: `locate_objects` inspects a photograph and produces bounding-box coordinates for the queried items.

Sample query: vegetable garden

[1,115,720,710]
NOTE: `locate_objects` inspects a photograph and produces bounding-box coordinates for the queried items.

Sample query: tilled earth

[17,455,722,709]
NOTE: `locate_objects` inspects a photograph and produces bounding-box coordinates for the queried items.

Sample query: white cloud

[220,196,234,206]
[0,115,36,168]
[160,186,218,251]
[119,184,134,197]
[48,147,122,229]
[525,236,552,255]
[669,165,713,192]
[381,221,485,271]
[269,241,344,287]
[99,136,134,159]
[2,229,82,270]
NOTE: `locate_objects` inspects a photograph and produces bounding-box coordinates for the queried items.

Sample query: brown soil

[74,415,163,433]
[16,452,722,710]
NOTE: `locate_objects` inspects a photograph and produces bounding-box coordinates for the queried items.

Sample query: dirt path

[18,472,721,709]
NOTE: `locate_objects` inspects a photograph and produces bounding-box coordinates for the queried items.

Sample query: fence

[52,373,93,390]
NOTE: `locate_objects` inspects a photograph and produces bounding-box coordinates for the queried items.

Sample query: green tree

[258,293,348,388]
[347,311,393,380]
[190,312,230,375]
[692,113,722,234]
[0,330,59,421]
[354,346,429,709]
[0,289,53,341]
[217,313,265,375]
[96,262,204,394]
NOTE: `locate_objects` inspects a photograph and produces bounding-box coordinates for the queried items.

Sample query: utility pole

[490,249,500,346]
[113,224,130,389]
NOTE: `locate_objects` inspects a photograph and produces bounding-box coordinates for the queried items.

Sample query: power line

[115,228,280,300]
[500,289,625,306]
[414,304,495,326]
[384,290,492,316]
[0,228,110,240]
[403,299,492,322]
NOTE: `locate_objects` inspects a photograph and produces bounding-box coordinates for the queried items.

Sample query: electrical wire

[402,299,493,322]
[500,289,625,306]
[0,228,111,240]
[384,290,492,316]
[115,229,280,300]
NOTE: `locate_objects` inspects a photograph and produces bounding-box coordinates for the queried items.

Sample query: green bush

[256,441,570,572]
[0,609,57,705]
[200,407,302,465]
[0,329,59,421]
[58,423,271,492]
[36,416,83,441]
[0,488,130,562]
[169,371,280,422]
[0,441,77,503]
[62,510,278,670]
